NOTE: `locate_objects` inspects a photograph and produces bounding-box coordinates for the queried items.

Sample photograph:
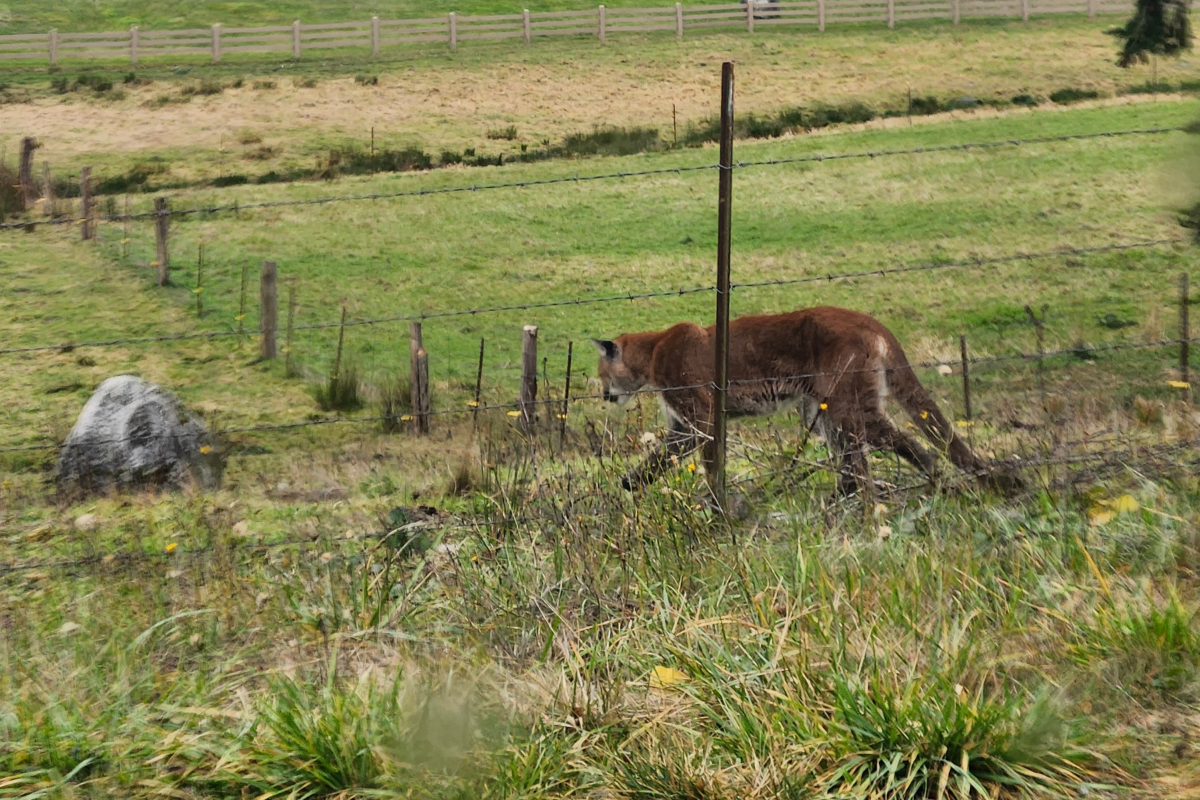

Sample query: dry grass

[0,18,1186,183]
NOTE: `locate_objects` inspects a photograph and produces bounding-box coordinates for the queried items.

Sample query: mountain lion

[593,306,1018,494]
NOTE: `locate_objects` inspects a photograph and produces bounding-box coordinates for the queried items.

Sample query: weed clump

[354,74,379,86]
[486,125,518,141]
[1012,93,1041,106]
[294,76,318,89]
[378,377,412,433]
[313,362,362,412]
[321,146,433,179]
[182,78,224,97]
[1049,87,1100,104]
[0,159,22,217]
[252,79,277,90]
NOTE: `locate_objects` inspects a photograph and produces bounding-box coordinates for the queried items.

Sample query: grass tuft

[313,362,362,412]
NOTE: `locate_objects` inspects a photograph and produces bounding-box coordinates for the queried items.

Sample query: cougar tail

[886,357,1024,493]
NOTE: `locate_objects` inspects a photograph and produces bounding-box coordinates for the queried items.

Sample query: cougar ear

[591,338,619,360]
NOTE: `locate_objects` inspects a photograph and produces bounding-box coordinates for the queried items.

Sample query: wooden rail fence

[1,0,1131,65]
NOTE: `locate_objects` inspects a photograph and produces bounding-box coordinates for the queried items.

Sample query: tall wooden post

[959,334,972,422]
[523,9,532,43]
[292,21,301,59]
[887,0,895,28]
[707,62,734,511]
[599,5,606,42]
[746,0,755,32]
[260,260,278,359]
[676,2,684,37]
[80,167,94,241]
[953,0,960,24]
[449,12,457,51]
[154,197,170,285]
[130,25,139,65]
[520,325,538,430]
[410,322,431,434]
[1181,273,1190,403]
[818,0,826,31]
[49,29,58,66]
[285,278,298,377]
[18,137,37,209]
[371,16,380,56]
[211,23,222,63]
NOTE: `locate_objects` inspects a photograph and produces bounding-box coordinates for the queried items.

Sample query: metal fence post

[708,61,734,512]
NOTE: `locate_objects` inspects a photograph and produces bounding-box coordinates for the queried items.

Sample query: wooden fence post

[130,25,139,65]
[676,2,684,37]
[959,334,972,422]
[80,167,94,241]
[524,9,532,43]
[195,245,204,316]
[746,0,755,32]
[818,0,826,30]
[520,325,538,430]
[1087,0,1094,17]
[260,260,278,359]
[449,12,457,51]
[560,341,573,449]
[410,322,431,434]
[154,197,170,285]
[211,23,222,63]
[292,21,301,58]
[41,161,54,218]
[371,16,380,55]
[708,62,735,512]
[599,5,606,42]
[49,29,58,66]
[953,0,960,24]
[887,0,895,28]
[1021,0,1030,21]
[473,338,486,428]
[1024,305,1046,410]
[1181,273,1190,403]
[18,137,37,209]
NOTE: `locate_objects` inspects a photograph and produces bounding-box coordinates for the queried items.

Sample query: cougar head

[592,338,645,406]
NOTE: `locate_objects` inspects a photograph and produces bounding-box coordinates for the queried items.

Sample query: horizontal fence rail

[0,0,1135,65]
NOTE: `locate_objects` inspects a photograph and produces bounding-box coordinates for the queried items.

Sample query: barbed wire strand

[0,237,1182,356]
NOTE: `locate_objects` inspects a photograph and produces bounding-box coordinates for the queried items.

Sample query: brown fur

[594,306,1017,494]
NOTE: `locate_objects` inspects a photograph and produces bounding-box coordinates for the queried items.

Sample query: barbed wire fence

[1,77,1198,581]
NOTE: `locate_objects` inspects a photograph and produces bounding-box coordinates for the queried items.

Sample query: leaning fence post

[371,16,380,56]
[887,0,895,28]
[49,29,58,66]
[746,0,755,32]
[292,21,301,58]
[211,23,221,63]
[818,0,826,31]
[80,167,94,241]
[560,341,573,449]
[260,260,278,359]
[18,137,37,209]
[959,334,972,422]
[473,337,486,429]
[154,197,170,285]
[676,2,684,37]
[1180,272,1190,403]
[523,9,532,43]
[520,325,539,430]
[410,322,431,434]
[708,62,735,512]
[449,12,457,51]
[599,5,607,42]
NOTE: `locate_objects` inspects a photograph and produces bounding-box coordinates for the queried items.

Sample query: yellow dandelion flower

[506,410,522,418]
[200,445,212,455]
[400,415,413,421]
[819,402,828,410]
[467,401,479,408]
[920,411,929,420]
[687,463,696,473]
[1168,380,1190,389]
[556,413,567,420]
[165,542,178,554]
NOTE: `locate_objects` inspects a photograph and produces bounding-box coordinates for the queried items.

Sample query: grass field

[2,15,1200,800]
[2,18,1193,191]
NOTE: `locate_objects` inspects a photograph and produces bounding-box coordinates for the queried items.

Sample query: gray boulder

[56,375,221,495]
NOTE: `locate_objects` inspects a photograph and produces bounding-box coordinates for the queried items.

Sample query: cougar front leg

[622,420,699,490]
